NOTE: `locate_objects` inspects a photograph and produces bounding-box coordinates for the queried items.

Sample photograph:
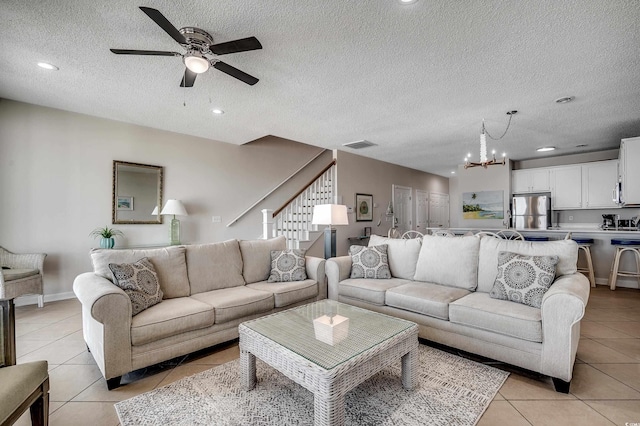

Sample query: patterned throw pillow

[108,257,163,316]
[350,244,391,279]
[268,249,307,282]
[490,251,559,308]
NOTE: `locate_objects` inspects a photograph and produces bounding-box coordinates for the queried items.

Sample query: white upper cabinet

[583,160,619,209]
[620,136,640,205]
[512,169,550,193]
[551,165,583,210]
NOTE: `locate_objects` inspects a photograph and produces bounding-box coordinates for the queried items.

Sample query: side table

[0,298,17,366]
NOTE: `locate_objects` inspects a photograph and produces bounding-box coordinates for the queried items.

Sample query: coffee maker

[602,214,616,229]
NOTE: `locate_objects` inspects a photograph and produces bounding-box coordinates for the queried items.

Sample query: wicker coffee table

[239,300,419,426]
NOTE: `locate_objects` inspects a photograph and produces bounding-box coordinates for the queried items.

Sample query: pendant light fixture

[464,111,517,169]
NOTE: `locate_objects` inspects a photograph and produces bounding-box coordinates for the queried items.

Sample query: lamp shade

[312,204,349,226]
[151,206,159,215]
[160,199,188,216]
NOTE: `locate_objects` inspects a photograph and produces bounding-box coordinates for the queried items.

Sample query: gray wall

[0,99,333,299]
[334,150,449,256]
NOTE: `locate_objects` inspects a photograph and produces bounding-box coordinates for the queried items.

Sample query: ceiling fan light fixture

[184,54,210,74]
[37,62,59,70]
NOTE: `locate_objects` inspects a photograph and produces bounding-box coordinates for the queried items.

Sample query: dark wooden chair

[0,361,50,426]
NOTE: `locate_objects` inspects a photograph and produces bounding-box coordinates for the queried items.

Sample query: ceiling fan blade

[180,68,197,87]
[213,61,259,85]
[139,6,187,46]
[110,49,180,56]
[210,37,262,55]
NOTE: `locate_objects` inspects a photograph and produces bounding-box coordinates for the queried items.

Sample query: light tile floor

[10,286,640,426]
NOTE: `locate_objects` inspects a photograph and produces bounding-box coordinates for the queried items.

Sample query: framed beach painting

[355,193,373,222]
[462,191,504,220]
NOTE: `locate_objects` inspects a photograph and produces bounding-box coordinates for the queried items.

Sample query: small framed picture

[117,196,134,211]
[355,193,373,222]
[364,226,371,237]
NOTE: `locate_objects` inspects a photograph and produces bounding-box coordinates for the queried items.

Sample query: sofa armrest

[73,272,133,379]
[305,256,327,299]
[540,272,590,382]
[326,256,352,300]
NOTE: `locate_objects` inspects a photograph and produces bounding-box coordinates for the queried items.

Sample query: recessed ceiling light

[451,171,456,174]
[212,109,224,115]
[537,146,556,152]
[555,96,574,104]
[399,0,418,4]
[37,62,59,70]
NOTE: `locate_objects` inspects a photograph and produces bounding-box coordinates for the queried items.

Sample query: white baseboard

[13,292,76,307]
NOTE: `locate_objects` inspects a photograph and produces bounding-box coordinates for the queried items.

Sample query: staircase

[263,161,336,250]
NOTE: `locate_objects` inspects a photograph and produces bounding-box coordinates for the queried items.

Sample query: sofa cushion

[239,237,287,284]
[268,249,307,282]
[91,246,190,299]
[191,287,274,323]
[490,252,559,308]
[130,297,215,346]
[339,278,410,305]
[386,282,471,320]
[247,279,318,307]
[186,240,245,294]
[349,245,391,279]
[477,237,578,293]
[108,257,164,316]
[368,235,421,279]
[449,292,542,342]
[413,235,480,291]
[1,268,39,281]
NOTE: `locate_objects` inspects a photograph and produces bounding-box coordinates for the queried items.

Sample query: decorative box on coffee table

[239,300,419,426]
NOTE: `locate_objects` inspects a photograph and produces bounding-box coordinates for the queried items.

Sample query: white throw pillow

[489,251,559,308]
[413,235,480,291]
[368,235,421,279]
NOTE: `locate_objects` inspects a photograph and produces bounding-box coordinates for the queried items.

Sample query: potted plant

[89,226,124,249]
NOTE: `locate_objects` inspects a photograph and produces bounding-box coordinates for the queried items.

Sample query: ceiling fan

[110,6,262,87]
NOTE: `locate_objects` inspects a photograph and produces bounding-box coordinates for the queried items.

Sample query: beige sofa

[326,234,590,393]
[73,236,325,389]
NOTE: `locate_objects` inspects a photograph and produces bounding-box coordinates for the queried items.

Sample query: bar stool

[608,238,640,290]
[573,238,595,287]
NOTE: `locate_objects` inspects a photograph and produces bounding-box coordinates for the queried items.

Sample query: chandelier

[464,111,517,169]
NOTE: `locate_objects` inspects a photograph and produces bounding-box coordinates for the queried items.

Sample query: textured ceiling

[1,0,639,176]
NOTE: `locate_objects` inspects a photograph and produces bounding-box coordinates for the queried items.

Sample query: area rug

[115,345,508,426]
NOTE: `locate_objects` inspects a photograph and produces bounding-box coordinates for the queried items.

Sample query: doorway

[415,189,429,234]
[429,192,450,228]
[392,185,413,235]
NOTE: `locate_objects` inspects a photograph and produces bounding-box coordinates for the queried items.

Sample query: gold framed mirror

[112,160,163,224]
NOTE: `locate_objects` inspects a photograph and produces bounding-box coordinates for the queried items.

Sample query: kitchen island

[426,226,640,290]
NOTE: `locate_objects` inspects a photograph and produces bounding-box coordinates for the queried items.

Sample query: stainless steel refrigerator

[512,193,551,230]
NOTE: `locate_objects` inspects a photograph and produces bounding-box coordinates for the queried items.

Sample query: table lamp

[312,204,349,259]
[160,199,188,245]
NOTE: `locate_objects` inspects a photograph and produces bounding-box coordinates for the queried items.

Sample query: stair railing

[264,160,336,248]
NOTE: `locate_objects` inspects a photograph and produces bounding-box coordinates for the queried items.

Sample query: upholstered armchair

[0,247,46,308]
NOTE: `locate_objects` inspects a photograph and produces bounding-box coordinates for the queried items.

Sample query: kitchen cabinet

[619,136,640,205]
[512,169,550,193]
[550,165,582,210]
[583,160,620,209]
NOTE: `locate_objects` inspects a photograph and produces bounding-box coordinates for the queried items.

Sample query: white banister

[261,209,274,240]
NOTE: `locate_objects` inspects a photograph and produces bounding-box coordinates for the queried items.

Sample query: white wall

[449,161,512,229]
[0,99,332,300]
[334,150,449,256]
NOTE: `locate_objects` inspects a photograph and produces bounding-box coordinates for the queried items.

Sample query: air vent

[342,140,377,149]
